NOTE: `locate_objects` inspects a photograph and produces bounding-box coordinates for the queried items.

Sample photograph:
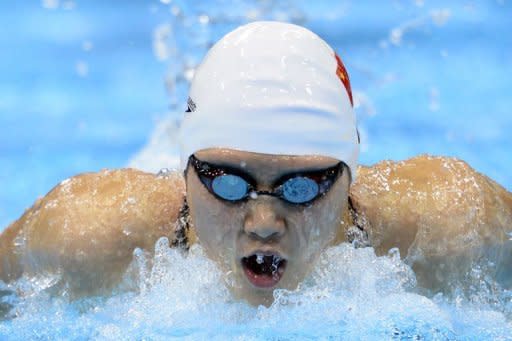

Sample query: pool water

[1,239,512,339]
[1,0,511,229]
[1,0,511,339]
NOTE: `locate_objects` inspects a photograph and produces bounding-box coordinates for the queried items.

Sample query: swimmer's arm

[0,168,188,296]
[0,217,24,282]
[350,155,512,290]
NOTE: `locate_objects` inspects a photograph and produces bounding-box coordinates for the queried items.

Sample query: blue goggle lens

[281,177,319,204]
[211,174,249,201]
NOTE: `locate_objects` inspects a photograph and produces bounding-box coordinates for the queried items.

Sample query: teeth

[271,256,281,274]
[243,253,286,277]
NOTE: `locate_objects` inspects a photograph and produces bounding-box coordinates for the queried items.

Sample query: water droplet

[198,14,209,25]
[157,168,171,178]
[42,0,59,10]
[13,233,26,248]
[271,256,281,274]
[388,247,400,260]
[184,67,195,81]
[256,254,264,264]
[389,28,402,46]
[76,61,88,77]
[170,5,180,16]
[82,40,93,52]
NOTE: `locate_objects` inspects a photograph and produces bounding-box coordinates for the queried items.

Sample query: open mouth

[241,252,287,288]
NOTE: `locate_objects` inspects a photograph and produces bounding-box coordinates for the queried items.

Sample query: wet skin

[1,153,511,304]
[185,148,351,306]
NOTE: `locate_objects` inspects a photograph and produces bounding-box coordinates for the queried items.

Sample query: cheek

[187,186,244,263]
[304,207,338,245]
[296,197,346,257]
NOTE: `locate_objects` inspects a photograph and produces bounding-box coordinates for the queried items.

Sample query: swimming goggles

[188,155,345,205]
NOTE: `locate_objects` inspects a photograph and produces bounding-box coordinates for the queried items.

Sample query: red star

[334,53,353,107]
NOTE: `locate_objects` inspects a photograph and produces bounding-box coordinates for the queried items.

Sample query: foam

[1,239,511,339]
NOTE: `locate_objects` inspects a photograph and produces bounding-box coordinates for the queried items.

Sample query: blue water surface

[1,0,511,228]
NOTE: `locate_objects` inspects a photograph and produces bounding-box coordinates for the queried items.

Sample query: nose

[243,200,286,241]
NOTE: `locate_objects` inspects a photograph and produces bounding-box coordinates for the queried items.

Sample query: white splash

[1,240,511,339]
[128,116,181,172]
[388,8,452,46]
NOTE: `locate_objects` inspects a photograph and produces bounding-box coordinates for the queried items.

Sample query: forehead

[193,148,340,183]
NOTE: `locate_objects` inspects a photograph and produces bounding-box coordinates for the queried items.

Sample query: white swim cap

[179,21,359,180]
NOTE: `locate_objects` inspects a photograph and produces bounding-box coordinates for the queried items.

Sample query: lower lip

[242,262,287,289]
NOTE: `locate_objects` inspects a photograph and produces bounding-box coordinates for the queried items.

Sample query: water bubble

[59,178,71,186]
[388,247,401,260]
[13,232,26,248]
[249,191,258,200]
[62,1,75,11]
[41,0,59,10]
[75,61,88,77]
[157,168,171,178]
[256,254,264,264]
[390,28,403,45]
[429,86,440,112]
[271,256,281,274]
[170,5,180,16]
[198,14,209,25]
[430,8,451,26]
[153,24,172,61]
[183,67,195,81]
[82,40,93,52]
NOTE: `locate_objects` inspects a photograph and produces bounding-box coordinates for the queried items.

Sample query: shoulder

[350,155,512,257]
[352,155,483,205]
[31,168,185,242]
[0,168,191,291]
[0,168,189,286]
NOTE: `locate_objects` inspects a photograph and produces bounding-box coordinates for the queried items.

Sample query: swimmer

[1,22,511,306]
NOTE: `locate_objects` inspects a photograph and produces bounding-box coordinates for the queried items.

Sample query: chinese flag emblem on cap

[335,53,353,107]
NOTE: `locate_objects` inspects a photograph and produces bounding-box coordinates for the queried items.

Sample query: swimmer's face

[185,148,350,306]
